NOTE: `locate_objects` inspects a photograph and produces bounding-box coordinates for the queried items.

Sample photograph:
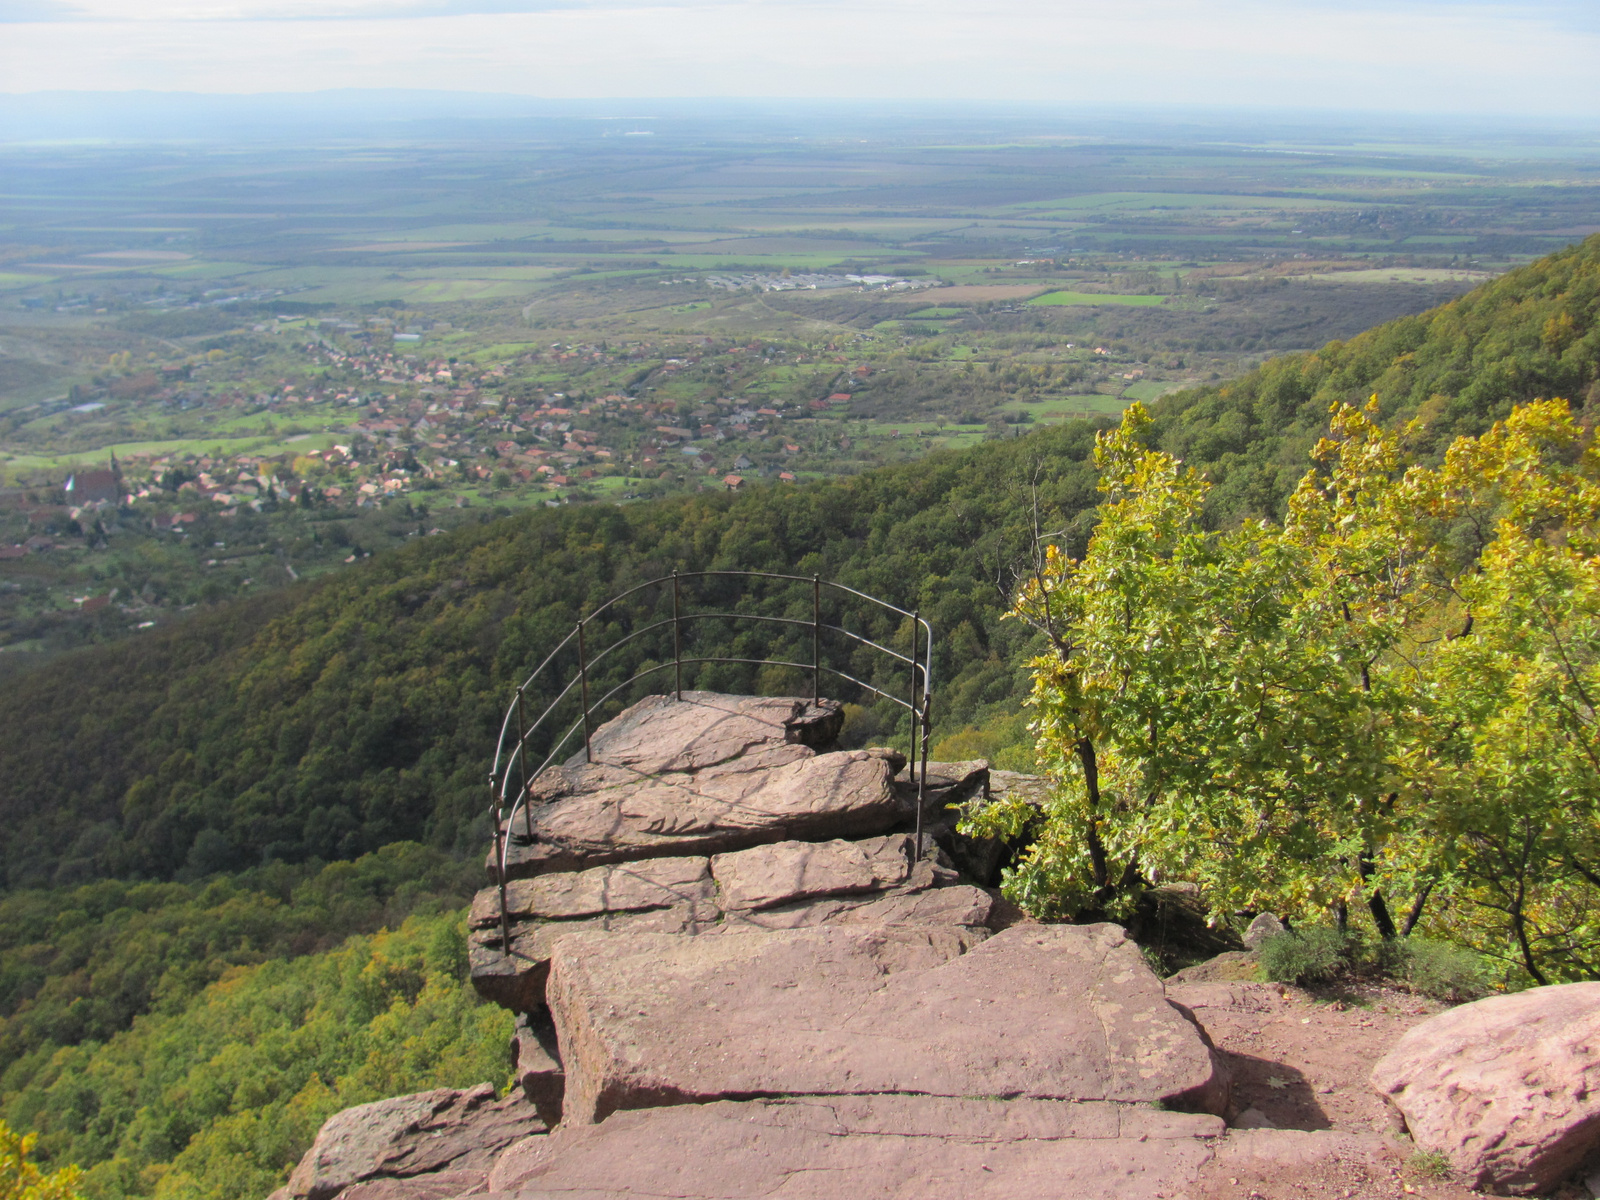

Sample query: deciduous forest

[2,233,1598,1200]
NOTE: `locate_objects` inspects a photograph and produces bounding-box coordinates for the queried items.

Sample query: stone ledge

[480,1096,1222,1200]
[547,923,1228,1126]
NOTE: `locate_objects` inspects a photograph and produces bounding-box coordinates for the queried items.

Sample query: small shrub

[1383,937,1488,1003]
[1258,926,1349,984]
[1405,1149,1453,1180]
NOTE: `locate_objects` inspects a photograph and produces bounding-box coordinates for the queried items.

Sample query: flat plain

[2,107,1599,661]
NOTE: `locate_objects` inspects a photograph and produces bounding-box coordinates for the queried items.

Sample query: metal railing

[487,570,933,949]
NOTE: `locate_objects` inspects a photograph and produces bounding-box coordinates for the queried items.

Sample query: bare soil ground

[1165,960,1590,1200]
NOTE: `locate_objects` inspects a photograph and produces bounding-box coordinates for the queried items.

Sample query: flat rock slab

[482,1095,1222,1200]
[576,692,842,775]
[720,880,995,932]
[287,1085,543,1200]
[470,856,714,927]
[710,834,917,911]
[1370,980,1600,1194]
[333,1172,486,1200]
[470,839,978,1012]
[547,922,1226,1125]
[498,747,901,880]
[470,903,714,1012]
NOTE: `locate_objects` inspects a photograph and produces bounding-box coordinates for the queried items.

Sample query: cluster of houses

[701,273,939,293]
[8,326,889,551]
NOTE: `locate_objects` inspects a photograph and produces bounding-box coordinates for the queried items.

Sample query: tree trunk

[1512,906,1549,986]
[1401,881,1433,936]
[1358,850,1397,938]
[1076,736,1109,889]
[1367,890,1398,940]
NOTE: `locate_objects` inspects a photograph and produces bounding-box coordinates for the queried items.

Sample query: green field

[0,272,51,290]
[1028,292,1170,307]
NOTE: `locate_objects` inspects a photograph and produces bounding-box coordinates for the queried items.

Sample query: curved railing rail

[487,570,933,948]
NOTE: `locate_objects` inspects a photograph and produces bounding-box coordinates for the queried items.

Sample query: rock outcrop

[469,694,994,1013]
[547,922,1227,1125]
[280,1085,543,1200]
[484,1096,1224,1200]
[291,692,1426,1200]
[489,693,900,880]
[1370,980,1600,1194]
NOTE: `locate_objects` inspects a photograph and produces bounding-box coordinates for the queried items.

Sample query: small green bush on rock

[1405,1149,1453,1180]
[1258,927,1350,984]
[1382,937,1488,1002]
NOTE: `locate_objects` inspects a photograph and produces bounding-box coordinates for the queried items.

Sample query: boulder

[1243,912,1286,948]
[986,768,1051,807]
[496,747,902,880]
[479,1095,1222,1200]
[286,1085,542,1200]
[469,855,714,927]
[1370,981,1600,1194]
[896,757,989,821]
[470,835,977,1010]
[546,923,1227,1125]
[1164,950,1261,986]
[568,692,840,774]
[709,834,918,911]
[469,902,715,1012]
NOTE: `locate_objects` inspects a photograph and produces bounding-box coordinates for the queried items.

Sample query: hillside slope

[2,233,1598,891]
[0,429,1103,888]
[1157,234,1600,523]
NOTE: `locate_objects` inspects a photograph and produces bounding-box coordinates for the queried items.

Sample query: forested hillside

[1157,232,1600,524]
[3,234,1599,894]
[1,232,1597,1200]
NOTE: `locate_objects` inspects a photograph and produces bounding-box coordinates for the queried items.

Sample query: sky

[0,0,1596,115]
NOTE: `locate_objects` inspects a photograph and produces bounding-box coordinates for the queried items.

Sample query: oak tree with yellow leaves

[962,399,1600,985]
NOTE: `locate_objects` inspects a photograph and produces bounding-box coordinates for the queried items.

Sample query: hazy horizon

[4,90,1600,149]
[0,1,1594,118]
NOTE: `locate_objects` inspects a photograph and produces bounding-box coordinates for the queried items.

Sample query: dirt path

[1169,973,1497,1200]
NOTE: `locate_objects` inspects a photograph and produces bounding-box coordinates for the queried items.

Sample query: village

[0,317,981,661]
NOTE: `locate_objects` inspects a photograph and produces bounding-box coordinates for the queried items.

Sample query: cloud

[0,0,1595,116]
[13,0,1595,23]
[0,0,86,19]
[0,0,654,18]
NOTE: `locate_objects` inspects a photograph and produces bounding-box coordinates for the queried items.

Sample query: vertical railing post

[910,609,921,858]
[672,570,683,702]
[812,574,821,706]
[577,620,593,763]
[491,777,510,953]
[918,688,931,857]
[515,685,534,838]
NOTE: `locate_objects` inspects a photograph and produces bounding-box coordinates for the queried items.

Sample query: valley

[5,116,1596,663]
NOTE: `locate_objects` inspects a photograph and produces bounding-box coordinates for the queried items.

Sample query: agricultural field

[2,110,1599,662]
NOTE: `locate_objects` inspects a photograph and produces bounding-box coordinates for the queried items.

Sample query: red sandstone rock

[709,834,917,910]
[286,1086,542,1200]
[546,922,1226,1125]
[574,692,840,774]
[469,902,714,1012]
[497,747,900,880]
[478,1095,1222,1199]
[468,856,714,927]
[1370,981,1600,1194]
[719,880,995,931]
[334,1171,486,1200]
